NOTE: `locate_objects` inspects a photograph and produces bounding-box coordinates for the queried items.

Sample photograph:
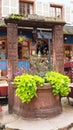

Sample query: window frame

[19,1,34,15]
[49,3,63,19]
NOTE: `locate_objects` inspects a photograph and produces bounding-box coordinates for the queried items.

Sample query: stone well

[12,84,62,118]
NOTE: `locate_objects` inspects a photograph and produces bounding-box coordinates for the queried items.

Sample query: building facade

[0,0,73,25]
[35,0,73,25]
[0,0,72,78]
[0,0,19,18]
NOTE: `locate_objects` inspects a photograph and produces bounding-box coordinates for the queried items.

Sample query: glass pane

[56,8,61,18]
[49,7,55,17]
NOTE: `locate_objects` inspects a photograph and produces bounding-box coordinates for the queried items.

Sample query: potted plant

[13,71,70,103]
[12,60,70,118]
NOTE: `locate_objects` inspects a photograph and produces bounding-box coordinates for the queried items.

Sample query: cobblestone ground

[0,97,73,130]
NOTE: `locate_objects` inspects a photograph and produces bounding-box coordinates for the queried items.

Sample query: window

[36,40,48,56]
[0,41,7,59]
[19,2,34,15]
[50,7,55,17]
[50,4,63,19]
[64,46,72,61]
[56,8,61,18]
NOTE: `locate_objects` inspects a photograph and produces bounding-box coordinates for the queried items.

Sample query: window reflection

[36,40,48,56]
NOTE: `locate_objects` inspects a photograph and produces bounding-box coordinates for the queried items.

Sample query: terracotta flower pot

[12,83,62,118]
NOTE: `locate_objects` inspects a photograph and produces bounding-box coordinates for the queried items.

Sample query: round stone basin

[12,84,62,118]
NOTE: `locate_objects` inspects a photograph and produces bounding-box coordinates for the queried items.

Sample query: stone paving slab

[0,97,73,130]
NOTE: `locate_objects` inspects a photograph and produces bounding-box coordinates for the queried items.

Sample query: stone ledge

[0,122,73,130]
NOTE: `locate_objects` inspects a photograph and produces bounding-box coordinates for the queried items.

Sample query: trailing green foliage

[8,13,27,19]
[44,71,71,96]
[33,75,44,86]
[13,73,44,103]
